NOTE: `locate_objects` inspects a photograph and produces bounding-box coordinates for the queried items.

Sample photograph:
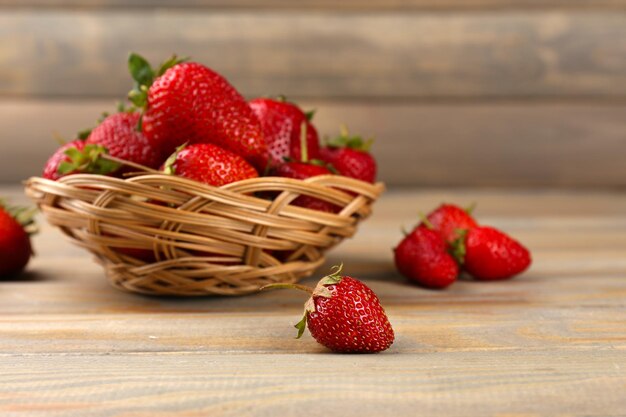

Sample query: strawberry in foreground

[249,97,320,166]
[128,53,269,169]
[262,264,394,353]
[162,143,258,187]
[319,126,377,183]
[462,226,531,281]
[0,200,36,278]
[85,111,162,170]
[42,140,119,181]
[394,226,458,289]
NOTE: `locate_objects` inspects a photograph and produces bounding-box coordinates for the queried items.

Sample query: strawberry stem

[418,212,434,230]
[300,121,308,163]
[100,154,161,174]
[260,282,314,295]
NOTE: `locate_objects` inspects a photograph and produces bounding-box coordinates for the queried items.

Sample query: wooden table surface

[1,186,625,417]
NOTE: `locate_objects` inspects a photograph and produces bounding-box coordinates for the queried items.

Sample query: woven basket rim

[25,173,384,297]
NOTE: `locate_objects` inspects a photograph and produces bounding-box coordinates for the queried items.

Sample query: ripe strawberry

[263,265,394,353]
[128,53,268,169]
[162,143,258,187]
[273,162,338,213]
[272,125,338,212]
[0,201,36,278]
[425,203,478,244]
[249,97,320,166]
[86,112,162,170]
[394,226,459,289]
[319,126,377,183]
[42,140,119,181]
[463,226,531,281]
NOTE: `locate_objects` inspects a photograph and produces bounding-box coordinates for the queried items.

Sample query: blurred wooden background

[0,1,624,187]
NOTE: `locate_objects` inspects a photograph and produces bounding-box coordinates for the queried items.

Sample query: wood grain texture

[0,187,625,416]
[2,99,625,187]
[1,11,625,99]
[2,0,626,10]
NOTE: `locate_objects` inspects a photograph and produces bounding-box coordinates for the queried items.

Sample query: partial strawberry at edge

[127,53,269,169]
[249,97,320,166]
[319,126,377,183]
[0,201,36,278]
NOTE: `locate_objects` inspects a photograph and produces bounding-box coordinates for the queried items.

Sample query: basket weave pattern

[25,174,383,296]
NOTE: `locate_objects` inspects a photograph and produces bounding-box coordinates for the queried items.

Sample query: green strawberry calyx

[0,199,38,235]
[162,143,188,176]
[326,124,374,152]
[127,52,188,110]
[448,228,469,265]
[57,144,121,176]
[260,264,345,339]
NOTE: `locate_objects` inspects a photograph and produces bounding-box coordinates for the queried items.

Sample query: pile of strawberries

[395,204,531,289]
[42,53,377,215]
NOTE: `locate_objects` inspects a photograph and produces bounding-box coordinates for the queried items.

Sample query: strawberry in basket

[249,97,320,167]
[42,109,162,180]
[319,126,377,184]
[127,53,268,169]
[272,124,339,213]
[161,143,258,186]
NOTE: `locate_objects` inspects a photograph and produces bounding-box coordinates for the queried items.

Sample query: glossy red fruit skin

[319,147,377,183]
[394,226,458,289]
[426,204,478,243]
[249,98,320,166]
[308,276,394,353]
[143,62,268,169]
[86,112,162,170]
[0,209,32,278]
[464,226,531,281]
[167,143,258,187]
[273,162,338,213]
[42,140,86,180]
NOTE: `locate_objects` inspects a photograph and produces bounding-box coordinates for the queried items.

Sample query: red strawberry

[0,201,36,278]
[272,124,338,212]
[425,203,478,244]
[394,226,458,289]
[43,140,86,180]
[263,265,394,353]
[319,126,377,183]
[86,112,162,170]
[163,143,258,187]
[273,162,338,213]
[249,98,320,166]
[42,140,119,181]
[128,53,268,169]
[463,226,531,281]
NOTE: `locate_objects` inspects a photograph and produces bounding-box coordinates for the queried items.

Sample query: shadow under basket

[25,174,384,296]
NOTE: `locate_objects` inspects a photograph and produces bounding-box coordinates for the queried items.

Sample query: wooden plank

[0,351,625,416]
[2,0,626,10]
[1,11,625,99]
[1,99,625,187]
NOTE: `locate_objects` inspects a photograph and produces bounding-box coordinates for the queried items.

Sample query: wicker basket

[25,174,384,296]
